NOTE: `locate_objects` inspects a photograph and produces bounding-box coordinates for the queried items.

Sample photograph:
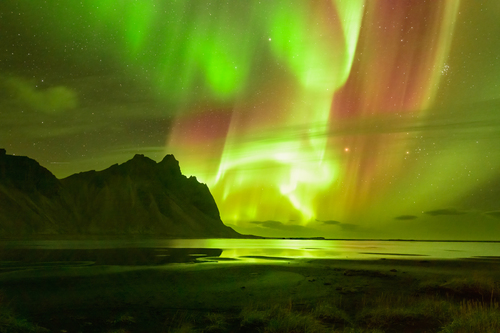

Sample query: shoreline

[2,256,500,332]
[2,234,500,242]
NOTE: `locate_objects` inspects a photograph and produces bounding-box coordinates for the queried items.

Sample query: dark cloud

[339,223,358,231]
[394,215,418,220]
[424,208,466,216]
[485,211,500,219]
[316,219,341,225]
[250,220,310,232]
[315,219,357,231]
[229,221,324,238]
[251,220,285,229]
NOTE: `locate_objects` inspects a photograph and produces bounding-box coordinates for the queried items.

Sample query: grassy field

[1,257,500,332]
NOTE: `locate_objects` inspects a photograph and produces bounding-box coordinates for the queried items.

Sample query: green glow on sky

[125,2,154,56]
[204,1,367,223]
[4,0,500,239]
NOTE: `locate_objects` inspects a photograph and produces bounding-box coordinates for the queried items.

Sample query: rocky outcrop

[0,150,240,238]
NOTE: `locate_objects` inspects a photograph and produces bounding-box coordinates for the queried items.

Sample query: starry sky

[2,1,500,240]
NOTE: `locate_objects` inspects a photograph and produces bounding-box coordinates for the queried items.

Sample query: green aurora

[1,0,500,239]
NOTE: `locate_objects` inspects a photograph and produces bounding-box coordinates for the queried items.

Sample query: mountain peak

[158,154,182,176]
[131,153,150,160]
[111,154,183,180]
[117,154,157,176]
[0,151,240,238]
[129,154,156,164]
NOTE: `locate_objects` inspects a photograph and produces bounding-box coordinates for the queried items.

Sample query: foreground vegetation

[0,298,48,333]
[2,268,500,332]
[164,275,500,333]
[164,299,500,333]
[4,296,500,333]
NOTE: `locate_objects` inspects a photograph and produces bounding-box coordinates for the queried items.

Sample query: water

[1,239,500,264]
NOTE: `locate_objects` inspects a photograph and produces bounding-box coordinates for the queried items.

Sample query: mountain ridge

[0,149,241,238]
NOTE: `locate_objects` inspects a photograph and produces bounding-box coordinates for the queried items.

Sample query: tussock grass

[339,329,385,333]
[240,302,328,333]
[311,302,351,326]
[420,274,499,302]
[169,323,197,333]
[203,312,228,332]
[46,276,499,333]
[440,300,500,333]
[104,329,130,333]
[358,294,452,331]
[0,310,49,333]
[239,306,269,329]
[165,311,199,333]
[264,307,326,333]
[107,312,136,325]
[0,292,48,333]
[441,276,497,301]
[167,294,500,332]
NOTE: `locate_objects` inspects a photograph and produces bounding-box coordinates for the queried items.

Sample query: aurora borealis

[2,1,500,239]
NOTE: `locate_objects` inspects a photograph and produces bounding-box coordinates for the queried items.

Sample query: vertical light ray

[333,0,367,83]
[423,0,461,108]
[322,0,462,223]
[125,1,155,56]
[211,1,366,223]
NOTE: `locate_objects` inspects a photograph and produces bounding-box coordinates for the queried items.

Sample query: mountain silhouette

[0,149,240,238]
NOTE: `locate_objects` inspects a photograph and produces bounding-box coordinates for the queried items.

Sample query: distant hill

[0,148,241,238]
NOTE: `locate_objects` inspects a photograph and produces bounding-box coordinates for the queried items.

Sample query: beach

[2,252,500,332]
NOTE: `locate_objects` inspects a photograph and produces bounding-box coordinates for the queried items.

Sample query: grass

[0,292,48,333]
[169,323,198,333]
[227,300,375,332]
[440,300,500,333]
[107,312,136,325]
[3,265,500,332]
[357,294,452,332]
[3,292,500,333]
[240,302,326,332]
[258,306,326,333]
[2,294,499,333]
[203,312,229,332]
[166,311,200,333]
[311,302,352,326]
[0,308,49,333]
[163,293,500,332]
[419,274,499,302]
[154,291,500,332]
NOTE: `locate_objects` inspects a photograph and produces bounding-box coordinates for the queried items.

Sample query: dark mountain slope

[0,149,240,238]
[0,148,75,235]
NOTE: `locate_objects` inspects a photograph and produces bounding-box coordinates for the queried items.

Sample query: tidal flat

[1,243,500,332]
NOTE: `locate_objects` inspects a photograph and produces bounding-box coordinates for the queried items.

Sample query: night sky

[2,1,500,239]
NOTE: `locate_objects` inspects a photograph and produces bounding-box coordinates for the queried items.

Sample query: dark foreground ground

[1,249,500,332]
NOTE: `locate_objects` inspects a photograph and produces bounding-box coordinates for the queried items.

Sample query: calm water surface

[2,239,500,261]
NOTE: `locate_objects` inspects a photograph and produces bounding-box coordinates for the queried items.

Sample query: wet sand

[2,253,500,332]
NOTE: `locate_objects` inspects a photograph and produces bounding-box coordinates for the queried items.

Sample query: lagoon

[2,239,500,265]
